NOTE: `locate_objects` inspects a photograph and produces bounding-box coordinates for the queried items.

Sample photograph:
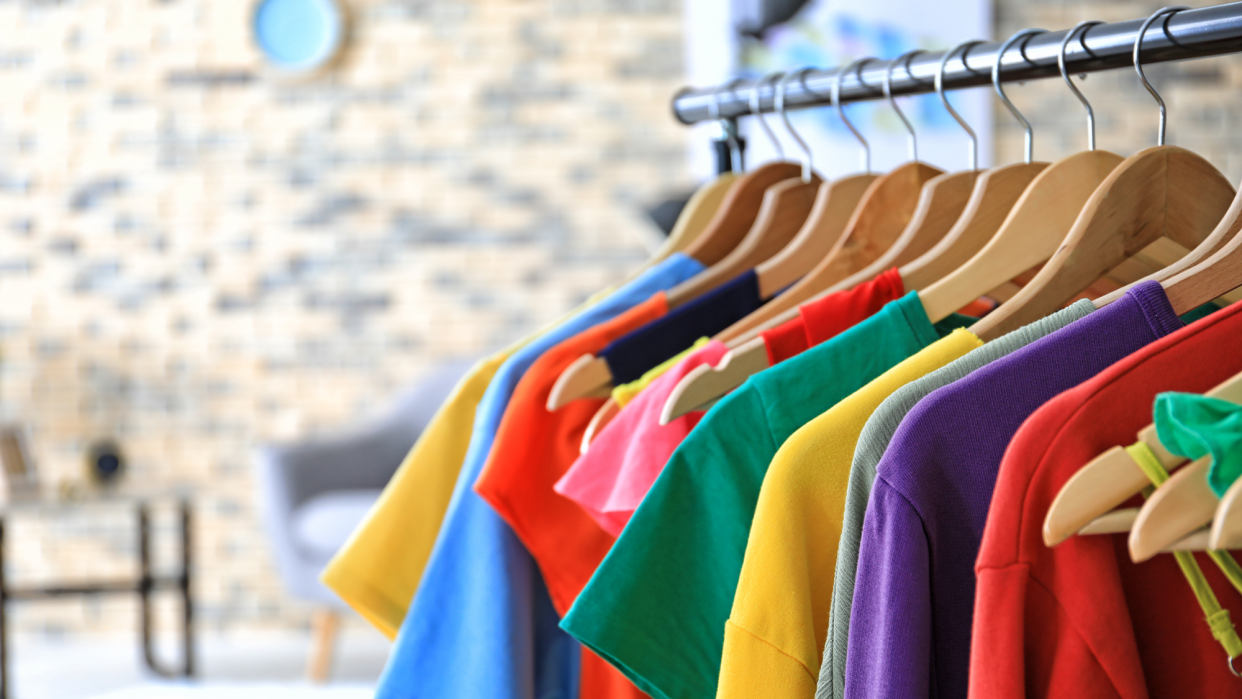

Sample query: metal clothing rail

[671,2,1242,125]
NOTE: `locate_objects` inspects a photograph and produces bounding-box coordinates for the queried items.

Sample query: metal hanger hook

[776,69,815,183]
[994,28,1047,164]
[1060,21,1103,151]
[1135,7,1188,146]
[884,50,924,162]
[937,41,982,170]
[833,58,873,173]
[750,71,786,160]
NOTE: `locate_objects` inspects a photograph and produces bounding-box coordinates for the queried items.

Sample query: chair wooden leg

[307,608,339,684]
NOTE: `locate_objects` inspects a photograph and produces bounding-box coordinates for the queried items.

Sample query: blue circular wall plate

[252,0,346,74]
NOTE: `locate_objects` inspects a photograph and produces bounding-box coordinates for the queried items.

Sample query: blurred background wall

[0,0,1240,641]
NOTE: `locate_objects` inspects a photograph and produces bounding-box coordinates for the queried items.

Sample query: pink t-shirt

[554,340,731,536]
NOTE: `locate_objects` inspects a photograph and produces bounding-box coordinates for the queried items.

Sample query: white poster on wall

[684,0,993,180]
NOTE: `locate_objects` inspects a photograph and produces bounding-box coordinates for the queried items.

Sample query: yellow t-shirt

[611,337,710,408]
[321,292,615,638]
[716,329,982,697]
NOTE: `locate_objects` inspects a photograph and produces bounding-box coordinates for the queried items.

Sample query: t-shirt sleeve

[762,317,811,365]
[846,479,932,699]
[561,385,777,699]
[320,354,502,638]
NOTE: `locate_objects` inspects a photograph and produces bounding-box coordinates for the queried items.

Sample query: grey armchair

[253,359,474,681]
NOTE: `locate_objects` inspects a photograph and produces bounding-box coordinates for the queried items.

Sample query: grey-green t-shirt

[815,300,1095,699]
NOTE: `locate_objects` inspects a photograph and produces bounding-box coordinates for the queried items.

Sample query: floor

[9,628,389,699]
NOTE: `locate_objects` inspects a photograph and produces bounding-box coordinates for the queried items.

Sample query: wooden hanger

[653,173,739,261]
[581,397,621,454]
[715,51,976,345]
[909,25,1108,301]
[666,72,826,307]
[1043,370,1242,547]
[1210,473,1242,548]
[969,15,1236,340]
[656,165,969,424]
[661,39,1053,423]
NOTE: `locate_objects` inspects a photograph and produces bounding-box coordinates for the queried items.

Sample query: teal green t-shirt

[559,292,973,699]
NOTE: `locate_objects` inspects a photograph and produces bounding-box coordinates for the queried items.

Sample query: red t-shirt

[475,295,667,699]
[972,300,1242,699]
[760,268,904,364]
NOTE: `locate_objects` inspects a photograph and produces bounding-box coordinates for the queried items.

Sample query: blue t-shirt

[599,269,765,384]
[375,253,707,699]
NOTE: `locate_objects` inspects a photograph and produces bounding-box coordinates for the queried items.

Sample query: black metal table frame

[0,501,194,699]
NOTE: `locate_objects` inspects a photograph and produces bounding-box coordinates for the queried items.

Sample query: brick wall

[0,0,687,636]
[2,0,1242,640]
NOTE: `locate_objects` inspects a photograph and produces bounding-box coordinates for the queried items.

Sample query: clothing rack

[671,2,1242,126]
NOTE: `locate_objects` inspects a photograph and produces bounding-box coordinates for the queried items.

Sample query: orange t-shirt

[475,293,667,699]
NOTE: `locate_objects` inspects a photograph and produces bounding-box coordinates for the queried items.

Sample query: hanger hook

[937,41,982,171]
[884,50,924,162]
[1059,21,1103,151]
[1135,7,1188,146]
[711,78,745,172]
[833,58,873,173]
[776,69,814,183]
[750,72,786,160]
[994,28,1047,164]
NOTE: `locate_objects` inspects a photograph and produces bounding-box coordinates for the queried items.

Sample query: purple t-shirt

[845,282,1185,699]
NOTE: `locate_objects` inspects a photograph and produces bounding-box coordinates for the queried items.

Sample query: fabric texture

[556,340,731,537]
[846,281,1184,699]
[1154,391,1242,497]
[473,296,669,699]
[373,254,704,699]
[717,329,983,699]
[600,270,765,385]
[612,337,710,408]
[970,297,1242,699]
[760,269,904,365]
[814,300,1095,699]
[561,292,972,699]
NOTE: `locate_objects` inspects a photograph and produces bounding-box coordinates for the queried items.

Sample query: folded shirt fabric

[556,339,731,536]
[1154,391,1242,497]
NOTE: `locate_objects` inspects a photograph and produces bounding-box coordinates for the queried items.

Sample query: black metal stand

[0,500,194,699]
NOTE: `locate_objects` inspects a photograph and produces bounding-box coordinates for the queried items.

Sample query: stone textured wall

[4,0,1242,641]
[0,0,687,637]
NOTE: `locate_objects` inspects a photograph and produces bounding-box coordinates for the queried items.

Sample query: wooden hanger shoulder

[547,355,613,411]
[714,161,942,344]
[1210,476,1242,548]
[1094,175,1242,307]
[1043,369,1242,546]
[581,397,621,454]
[755,173,878,299]
[681,162,803,265]
[654,174,739,260]
[900,162,1048,291]
[969,146,1234,340]
[1128,456,1215,562]
[1163,181,1242,313]
[660,337,769,425]
[918,150,1126,324]
[666,173,822,308]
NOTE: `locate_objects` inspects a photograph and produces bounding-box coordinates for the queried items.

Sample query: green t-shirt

[560,292,973,699]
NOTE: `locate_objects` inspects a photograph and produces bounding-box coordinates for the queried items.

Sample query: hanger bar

[671,2,1242,124]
